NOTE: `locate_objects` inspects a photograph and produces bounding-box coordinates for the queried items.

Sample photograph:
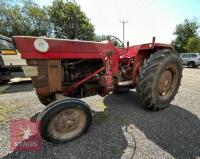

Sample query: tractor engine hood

[12,36,117,60]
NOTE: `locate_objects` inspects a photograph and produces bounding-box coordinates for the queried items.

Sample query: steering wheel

[107,35,124,48]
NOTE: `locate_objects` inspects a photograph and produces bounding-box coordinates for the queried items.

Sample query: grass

[0,90,4,95]
[96,101,107,111]
[0,85,9,94]
[93,111,109,125]
[93,101,109,125]
[0,103,24,123]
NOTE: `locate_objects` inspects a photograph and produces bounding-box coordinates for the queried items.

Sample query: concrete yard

[0,68,200,159]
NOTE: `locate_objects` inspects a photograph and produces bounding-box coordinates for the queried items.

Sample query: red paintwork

[13,36,172,60]
[13,36,115,60]
[12,36,173,95]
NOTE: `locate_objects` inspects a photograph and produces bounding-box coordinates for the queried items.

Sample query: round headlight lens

[34,38,49,53]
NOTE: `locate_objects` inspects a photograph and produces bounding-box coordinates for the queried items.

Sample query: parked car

[180,53,200,68]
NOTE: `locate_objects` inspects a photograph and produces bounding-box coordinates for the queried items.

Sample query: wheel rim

[48,109,87,140]
[158,65,178,98]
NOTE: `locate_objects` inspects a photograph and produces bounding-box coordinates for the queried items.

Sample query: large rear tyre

[113,87,129,94]
[37,98,92,144]
[136,50,182,110]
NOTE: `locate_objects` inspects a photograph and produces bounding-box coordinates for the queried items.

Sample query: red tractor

[12,35,182,144]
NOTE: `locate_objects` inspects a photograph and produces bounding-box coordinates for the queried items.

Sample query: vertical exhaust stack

[127,41,130,50]
[152,37,156,45]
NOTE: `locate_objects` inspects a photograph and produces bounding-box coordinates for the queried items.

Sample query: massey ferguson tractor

[10,35,182,144]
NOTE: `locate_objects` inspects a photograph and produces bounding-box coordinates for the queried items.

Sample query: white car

[180,53,200,68]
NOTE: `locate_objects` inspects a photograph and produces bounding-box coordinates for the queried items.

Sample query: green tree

[0,1,24,36]
[48,0,95,40]
[22,1,51,36]
[95,35,108,42]
[172,19,199,53]
[184,36,200,52]
[0,0,50,36]
[95,35,123,47]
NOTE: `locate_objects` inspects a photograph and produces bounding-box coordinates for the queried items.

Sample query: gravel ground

[0,68,200,159]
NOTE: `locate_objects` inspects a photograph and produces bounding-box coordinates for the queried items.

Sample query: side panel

[47,60,62,92]
[27,60,62,96]
[27,60,49,96]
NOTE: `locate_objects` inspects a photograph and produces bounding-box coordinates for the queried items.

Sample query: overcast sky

[35,0,200,45]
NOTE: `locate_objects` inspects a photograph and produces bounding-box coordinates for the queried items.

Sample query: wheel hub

[48,109,86,140]
[158,65,177,96]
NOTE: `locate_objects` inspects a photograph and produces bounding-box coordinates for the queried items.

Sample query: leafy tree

[95,35,123,47]
[172,19,199,53]
[95,35,109,42]
[0,1,24,36]
[22,1,51,36]
[48,0,95,40]
[0,0,50,36]
[0,0,95,40]
[184,36,200,52]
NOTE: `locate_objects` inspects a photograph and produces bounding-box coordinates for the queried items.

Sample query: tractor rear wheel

[37,98,92,144]
[136,49,182,110]
[113,87,129,94]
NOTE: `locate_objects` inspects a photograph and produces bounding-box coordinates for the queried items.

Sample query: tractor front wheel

[38,94,56,106]
[37,98,92,144]
[136,50,182,110]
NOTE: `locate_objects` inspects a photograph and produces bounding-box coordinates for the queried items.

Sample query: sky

[34,0,200,45]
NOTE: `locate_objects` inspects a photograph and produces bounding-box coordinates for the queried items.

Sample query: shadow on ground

[0,80,32,94]
[3,91,200,159]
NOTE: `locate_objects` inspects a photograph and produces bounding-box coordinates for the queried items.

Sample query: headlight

[34,38,49,53]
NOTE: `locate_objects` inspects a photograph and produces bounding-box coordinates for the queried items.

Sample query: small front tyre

[38,94,56,106]
[37,98,92,144]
